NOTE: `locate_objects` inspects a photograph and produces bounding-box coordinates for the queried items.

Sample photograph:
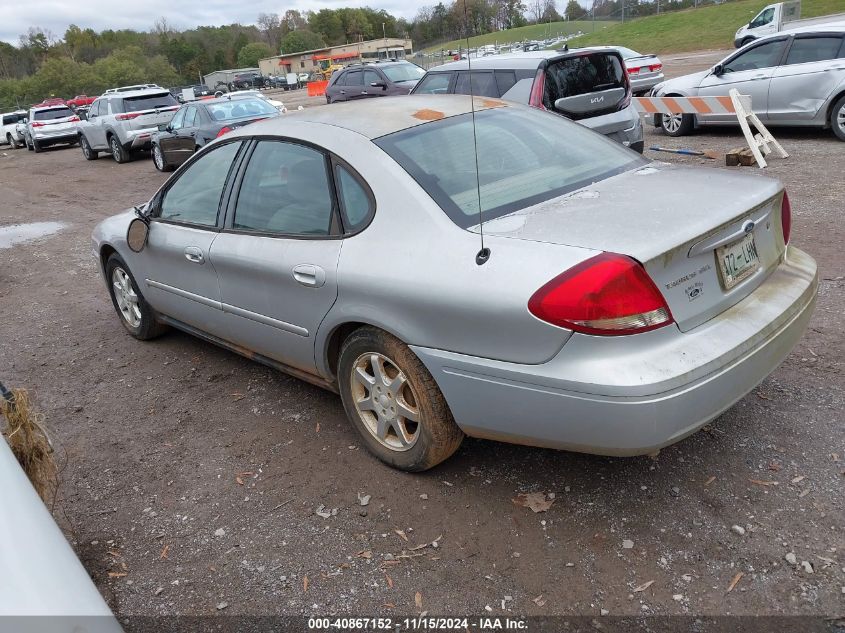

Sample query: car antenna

[463,2,490,266]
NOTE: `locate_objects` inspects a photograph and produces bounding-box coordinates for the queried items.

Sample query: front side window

[413,72,452,94]
[376,106,645,228]
[157,141,242,226]
[725,39,787,72]
[364,69,382,86]
[750,7,775,28]
[169,107,187,130]
[785,36,844,65]
[183,107,197,128]
[382,63,426,83]
[233,141,334,236]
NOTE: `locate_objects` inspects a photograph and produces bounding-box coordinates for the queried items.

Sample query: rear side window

[345,71,364,87]
[123,92,178,113]
[543,54,626,115]
[413,72,452,94]
[34,107,74,121]
[364,69,382,86]
[785,36,844,65]
[455,72,499,98]
[495,71,517,96]
[335,164,372,230]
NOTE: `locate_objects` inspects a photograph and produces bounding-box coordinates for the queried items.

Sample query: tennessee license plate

[717,233,760,290]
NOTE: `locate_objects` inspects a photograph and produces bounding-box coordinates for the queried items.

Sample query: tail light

[115,112,142,121]
[781,190,792,245]
[627,66,641,75]
[528,253,674,336]
[649,63,663,72]
[31,121,45,127]
[528,68,546,110]
[216,126,232,137]
[69,116,80,122]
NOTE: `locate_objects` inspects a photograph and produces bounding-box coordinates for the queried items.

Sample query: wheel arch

[824,88,845,128]
[319,318,410,382]
[99,243,118,276]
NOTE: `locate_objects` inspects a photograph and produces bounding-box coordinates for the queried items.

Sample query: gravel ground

[0,50,843,623]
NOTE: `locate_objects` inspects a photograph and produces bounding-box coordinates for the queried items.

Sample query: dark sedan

[151,96,280,172]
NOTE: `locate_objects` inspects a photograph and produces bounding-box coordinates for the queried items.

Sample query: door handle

[184,246,205,264]
[292,264,326,288]
[340,90,346,94]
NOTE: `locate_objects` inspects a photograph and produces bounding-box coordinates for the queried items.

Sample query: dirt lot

[1,51,843,625]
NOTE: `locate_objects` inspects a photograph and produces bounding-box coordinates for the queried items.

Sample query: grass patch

[564,0,845,54]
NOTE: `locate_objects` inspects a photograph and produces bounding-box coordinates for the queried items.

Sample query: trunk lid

[478,163,786,332]
[120,92,180,131]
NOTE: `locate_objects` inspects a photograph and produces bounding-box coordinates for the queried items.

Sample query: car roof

[756,22,845,40]
[427,51,561,72]
[30,104,73,112]
[102,87,171,99]
[232,94,512,140]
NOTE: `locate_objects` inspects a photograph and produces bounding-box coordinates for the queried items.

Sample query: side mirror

[126,217,149,253]
[371,81,387,90]
[158,123,169,132]
[713,63,725,76]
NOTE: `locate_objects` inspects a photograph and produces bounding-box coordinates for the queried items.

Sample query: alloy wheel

[153,145,165,170]
[663,113,682,134]
[111,138,120,161]
[350,352,420,451]
[112,267,141,328]
[837,104,845,135]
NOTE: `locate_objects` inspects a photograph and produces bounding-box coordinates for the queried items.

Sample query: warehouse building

[258,37,413,77]
[202,67,260,90]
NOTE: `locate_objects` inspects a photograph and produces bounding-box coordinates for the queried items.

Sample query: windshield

[382,64,426,83]
[376,106,645,228]
[123,92,178,113]
[206,98,277,120]
[34,107,74,121]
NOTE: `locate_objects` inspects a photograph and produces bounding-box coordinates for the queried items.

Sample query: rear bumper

[32,132,77,146]
[412,247,817,456]
[630,73,664,95]
[581,104,643,150]
[125,128,158,149]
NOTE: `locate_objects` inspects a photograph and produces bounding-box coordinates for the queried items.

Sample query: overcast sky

[3,0,427,45]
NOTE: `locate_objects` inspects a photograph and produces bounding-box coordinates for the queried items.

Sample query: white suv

[77,86,179,163]
[1,110,28,148]
[22,104,81,152]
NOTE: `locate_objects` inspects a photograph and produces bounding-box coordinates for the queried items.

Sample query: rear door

[768,33,845,121]
[209,139,344,373]
[697,38,789,122]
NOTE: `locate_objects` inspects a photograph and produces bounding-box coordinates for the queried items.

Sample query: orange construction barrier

[307,80,328,97]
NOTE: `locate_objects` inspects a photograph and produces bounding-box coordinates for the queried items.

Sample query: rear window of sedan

[375,105,645,228]
[206,98,277,121]
[33,107,74,120]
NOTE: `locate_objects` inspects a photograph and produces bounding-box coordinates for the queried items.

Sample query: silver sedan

[92,95,817,471]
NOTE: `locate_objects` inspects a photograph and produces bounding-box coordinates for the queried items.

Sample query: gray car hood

[657,69,710,94]
[475,163,781,262]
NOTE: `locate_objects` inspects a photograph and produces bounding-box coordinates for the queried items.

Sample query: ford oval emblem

[743,220,755,234]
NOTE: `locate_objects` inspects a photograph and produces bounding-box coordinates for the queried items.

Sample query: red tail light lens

[115,112,142,121]
[69,116,80,122]
[781,190,791,245]
[528,68,546,110]
[627,66,641,75]
[31,121,45,127]
[216,126,232,138]
[649,63,663,72]
[528,253,674,336]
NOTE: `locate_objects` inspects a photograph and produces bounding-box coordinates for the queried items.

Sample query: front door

[141,140,244,336]
[697,38,788,123]
[158,106,196,166]
[769,34,845,121]
[209,139,342,374]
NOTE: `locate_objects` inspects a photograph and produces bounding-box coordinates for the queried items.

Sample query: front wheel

[661,112,694,137]
[830,94,845,142]
[337,327,463,471]
[105,254,167,340]
[80,135,99,160]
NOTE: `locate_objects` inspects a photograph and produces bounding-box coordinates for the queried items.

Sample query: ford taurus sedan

[652,25,845,140]
[92,96,817,471]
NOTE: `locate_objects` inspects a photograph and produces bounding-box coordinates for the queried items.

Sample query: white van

[735,0,845,47]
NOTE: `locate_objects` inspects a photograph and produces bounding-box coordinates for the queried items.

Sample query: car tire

[152,143,173,172]
[830,94,845,142]
[109,135,130,163]
[337,327,463,472]
[25,135,33,151]
[6,134,17,149]
[741,37,755,48]
[80,135,99,160]
[105,254,167,341]
[33,139,42,153]
[661,112,694,137]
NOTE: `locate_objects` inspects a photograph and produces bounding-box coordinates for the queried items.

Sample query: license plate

[716,232,759,290]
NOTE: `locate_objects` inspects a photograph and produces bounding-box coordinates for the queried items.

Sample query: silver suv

[412,50,644,152]
[22,104,81,152]
[78,86,179,163]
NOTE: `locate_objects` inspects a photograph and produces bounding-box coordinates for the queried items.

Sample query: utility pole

[621,0,625,23]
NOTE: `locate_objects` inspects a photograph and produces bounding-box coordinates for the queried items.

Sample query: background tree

[237,41,273,67]
[280,30,326,54]
[564,0,585,18]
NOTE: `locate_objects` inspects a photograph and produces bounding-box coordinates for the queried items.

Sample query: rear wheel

[109,136,129,163]
[661,112,694,137]
[33,139,42,153]
[80,135,98,160]
[337,327,463,471]
[105,254,167,340]
[152,143,173,172]
[6,134,16,149]
[830,94,845,142]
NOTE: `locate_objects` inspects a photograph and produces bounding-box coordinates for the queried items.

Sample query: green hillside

[423,21,593,53]
[564,0,845,54]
